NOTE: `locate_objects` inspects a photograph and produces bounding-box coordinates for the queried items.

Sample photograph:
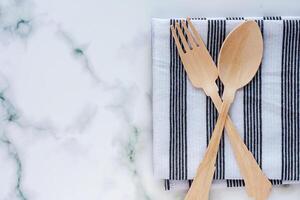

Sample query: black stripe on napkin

[164,178,283,190]
[226,179,283,187]
[164,180,170,190]
[188,179,193,187]
[191,17,207,20]
[226,17,244,20]
[169,19,188,180]
[243,19,264,167]
[271,179,284,185]
[264,16,282,20]
[281,19,300,181]
[206,19,226,179]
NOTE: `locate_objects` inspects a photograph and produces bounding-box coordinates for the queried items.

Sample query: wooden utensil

[171,19,271,200]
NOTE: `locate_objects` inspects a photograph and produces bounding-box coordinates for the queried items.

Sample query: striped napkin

[152,16,300,190]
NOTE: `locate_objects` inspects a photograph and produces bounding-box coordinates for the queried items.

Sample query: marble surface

[0,0,299,199]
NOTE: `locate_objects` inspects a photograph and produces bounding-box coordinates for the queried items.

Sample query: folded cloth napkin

[152,16,300,190]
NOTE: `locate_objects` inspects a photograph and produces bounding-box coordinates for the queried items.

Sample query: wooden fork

[170,18,271,200]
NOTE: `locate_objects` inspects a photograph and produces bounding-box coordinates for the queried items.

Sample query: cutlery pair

[171,18,271,200]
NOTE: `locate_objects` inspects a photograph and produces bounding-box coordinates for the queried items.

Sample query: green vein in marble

[0,0,32,36]
[16,19,29,29]
[126,126,138,164]
[0,135,27,200]
[74,48,84,56]
[0,92,19,122]
[57,30,100,82]
[106,86,151,199]
[0,88,57,134]
[122,125,151,200]
[2,18,32,38]
[16,19,32,37]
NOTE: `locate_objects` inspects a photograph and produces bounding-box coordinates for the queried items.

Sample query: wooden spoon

[184,21,269,200]
[218,21,272,199]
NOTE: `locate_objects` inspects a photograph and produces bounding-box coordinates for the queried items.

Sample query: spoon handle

[184,99,231,200]
[209,88,271,200]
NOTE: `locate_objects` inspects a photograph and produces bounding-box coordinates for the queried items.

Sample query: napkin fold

[152,16,300,190]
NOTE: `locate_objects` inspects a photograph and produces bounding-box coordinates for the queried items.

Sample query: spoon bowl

[218,21,263,90]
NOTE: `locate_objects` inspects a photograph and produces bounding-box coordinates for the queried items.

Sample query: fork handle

[184,99,231,200]
[209,87,272,200]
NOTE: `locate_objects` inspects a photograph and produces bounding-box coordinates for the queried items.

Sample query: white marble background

[0,0,299,199]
